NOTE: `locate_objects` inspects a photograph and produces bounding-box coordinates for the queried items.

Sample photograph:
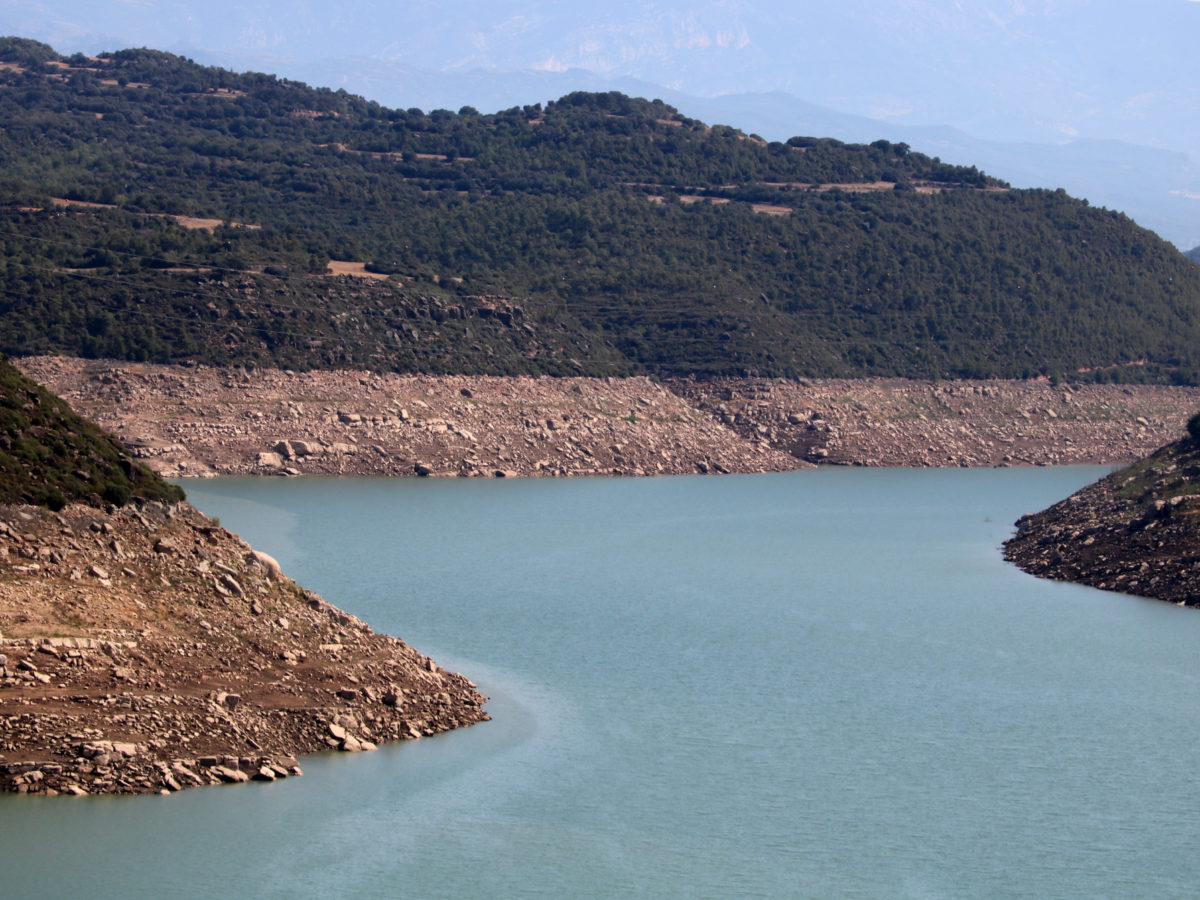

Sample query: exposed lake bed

[18,356,1200,478]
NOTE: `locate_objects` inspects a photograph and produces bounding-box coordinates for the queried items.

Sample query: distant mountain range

[16,1,1200,149]
[3,37,1200,385]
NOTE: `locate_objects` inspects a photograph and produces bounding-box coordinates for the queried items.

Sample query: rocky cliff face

[1004,436,1200,606]
[0,357,488,795]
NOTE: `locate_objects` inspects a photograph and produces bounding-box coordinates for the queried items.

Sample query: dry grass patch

[51,197,116,210]
[325,261,391,281]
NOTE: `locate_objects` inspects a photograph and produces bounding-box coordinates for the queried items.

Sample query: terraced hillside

[2,38,1199,382]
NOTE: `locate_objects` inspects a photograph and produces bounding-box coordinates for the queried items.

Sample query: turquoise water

[4,467,1200,898]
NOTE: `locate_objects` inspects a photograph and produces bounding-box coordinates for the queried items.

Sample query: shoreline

[16,356,1200,478]
[8,352,1199,794]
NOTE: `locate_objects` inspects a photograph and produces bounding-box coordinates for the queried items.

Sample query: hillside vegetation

[0,354,184,509]
[2,37,1200,382]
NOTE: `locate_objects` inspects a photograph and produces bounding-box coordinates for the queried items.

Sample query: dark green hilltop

[0,354,184,509]
[2,36,1200,382]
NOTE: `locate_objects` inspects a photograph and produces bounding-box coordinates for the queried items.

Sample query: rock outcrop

[1004,435,1200,606]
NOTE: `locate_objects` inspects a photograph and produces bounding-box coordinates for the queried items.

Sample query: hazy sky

[3,1,1199,151]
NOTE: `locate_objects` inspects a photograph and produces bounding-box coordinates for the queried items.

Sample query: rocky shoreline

[16,357,1200,476]
[7,355,1200,796]
[0,497,488,795]
[1003,436,1200,607]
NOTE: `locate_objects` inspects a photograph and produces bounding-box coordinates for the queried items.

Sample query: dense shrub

[1187,411,1200,443]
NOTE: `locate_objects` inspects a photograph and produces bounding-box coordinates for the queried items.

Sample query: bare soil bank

[16,357,1200,476]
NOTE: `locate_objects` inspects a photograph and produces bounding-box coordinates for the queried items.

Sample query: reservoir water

[4,467,1200,898]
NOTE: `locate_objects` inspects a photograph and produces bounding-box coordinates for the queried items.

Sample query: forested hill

[3,37,1200,383]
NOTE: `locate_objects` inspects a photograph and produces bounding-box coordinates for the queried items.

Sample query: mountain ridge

[3,38,1200,384]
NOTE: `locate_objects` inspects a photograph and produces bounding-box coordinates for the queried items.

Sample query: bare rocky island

[0,358,488,796]
[17,356,1200,477]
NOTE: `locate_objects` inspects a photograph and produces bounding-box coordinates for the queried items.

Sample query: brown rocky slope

[1004,434,1200,606]
[0,357,488,795]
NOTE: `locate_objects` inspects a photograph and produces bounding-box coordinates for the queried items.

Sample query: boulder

[212,765,249,784]
[172,762,203,785]
[251,549,281,578]
[220,573,244,596]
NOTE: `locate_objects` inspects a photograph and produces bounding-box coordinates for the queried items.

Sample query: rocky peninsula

[1004,435,1200,607]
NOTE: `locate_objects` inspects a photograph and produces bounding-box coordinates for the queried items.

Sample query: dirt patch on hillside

[324,261,391,280]
[48,199,259,231]
[751,203,792,215]
[50,197,115,210]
